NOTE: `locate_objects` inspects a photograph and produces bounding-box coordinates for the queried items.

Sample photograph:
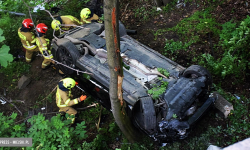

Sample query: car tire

[132,97,157,134]
[56,41,80,75]
[182,65,212,89]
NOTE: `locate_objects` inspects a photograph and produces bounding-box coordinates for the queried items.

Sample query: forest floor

[0,0,250,149]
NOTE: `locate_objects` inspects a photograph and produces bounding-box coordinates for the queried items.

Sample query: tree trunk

[104,0,142,143]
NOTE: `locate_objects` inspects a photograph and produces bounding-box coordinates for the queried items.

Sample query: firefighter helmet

[51,20,61,31]
[36,23,48,34]
[80,8,91,19]
[62,78,76,89]
[22,18,34,29]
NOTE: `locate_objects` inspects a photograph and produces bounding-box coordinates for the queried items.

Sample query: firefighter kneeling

[56,78,87,124]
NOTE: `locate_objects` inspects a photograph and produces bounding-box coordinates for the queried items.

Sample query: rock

[18,75,31,89]
[212,92,234,118]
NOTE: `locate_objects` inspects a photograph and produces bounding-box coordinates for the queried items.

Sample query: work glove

[79,95,87,102]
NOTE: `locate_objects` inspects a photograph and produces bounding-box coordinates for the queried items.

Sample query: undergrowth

[148,68,170,99]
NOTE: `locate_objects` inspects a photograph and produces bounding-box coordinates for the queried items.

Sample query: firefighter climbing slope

[56,78,87,123]
[35,23,54,69]
[18,18,39,63]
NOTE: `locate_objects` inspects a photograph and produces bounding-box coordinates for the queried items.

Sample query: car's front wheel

[56,41,80,75]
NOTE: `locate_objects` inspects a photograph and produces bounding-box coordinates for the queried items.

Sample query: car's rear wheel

[182,65,212,90]
[56,41,80,75]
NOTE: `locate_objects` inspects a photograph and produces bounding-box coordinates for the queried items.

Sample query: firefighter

[35,23,53,69]
[56,78,87,123]
[51,15,82,33]
[80,8,99,24]
[18,18,39,63]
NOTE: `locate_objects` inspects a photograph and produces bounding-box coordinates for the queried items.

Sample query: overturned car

[51,22,214,143]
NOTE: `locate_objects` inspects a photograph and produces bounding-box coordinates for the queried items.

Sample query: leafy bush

[220,16,250,58]
[199,16,250,78]
[0,28,13,67]
[199,53,247,78]
[0,14,26,54]
[27,113,87,149]
[0,113,88,150]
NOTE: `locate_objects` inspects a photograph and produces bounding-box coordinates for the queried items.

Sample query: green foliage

[199,53,247,78]
[172,114,177,119]
[168,10,220,42]
[59,0,90,18]
[199,16,250,78]
[162,0,179,12]
[0,112,88,149]
[157,67,170,77]
[27,113,87,149]
[163,39,192,55]
[0,14,26,54]
[0,113,26,138]
[148,68,169,99]
[79,102,101,124]
[73,121,88,139]
[0,0,27,12]
[0,61,31,82]
[0,28,13,67]
[82,122,121,150]
[220,16,250,57]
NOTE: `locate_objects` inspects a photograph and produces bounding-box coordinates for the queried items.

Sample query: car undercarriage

[51,22,215,143]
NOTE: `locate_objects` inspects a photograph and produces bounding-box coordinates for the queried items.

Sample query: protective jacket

[18,27,37,50]
[18,27,38,62]
[56,81,79,122]
[56,86,79,108]
[81,14,99,24]
[60,15,82,31]
[35,36,53,68]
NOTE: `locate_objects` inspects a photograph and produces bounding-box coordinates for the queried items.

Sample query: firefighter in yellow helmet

[80,8,99,24]
[35,23,53,69]
[51,15,82,32]
[56,78,87,124]
[18,18,39,63]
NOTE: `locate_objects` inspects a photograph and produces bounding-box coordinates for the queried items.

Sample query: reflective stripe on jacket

[35,36,53,59]
[61,15,82,31]
[56,86,79,108]
[18,28,37,50]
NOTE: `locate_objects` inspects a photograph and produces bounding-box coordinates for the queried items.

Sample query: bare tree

[104,0,142,143]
